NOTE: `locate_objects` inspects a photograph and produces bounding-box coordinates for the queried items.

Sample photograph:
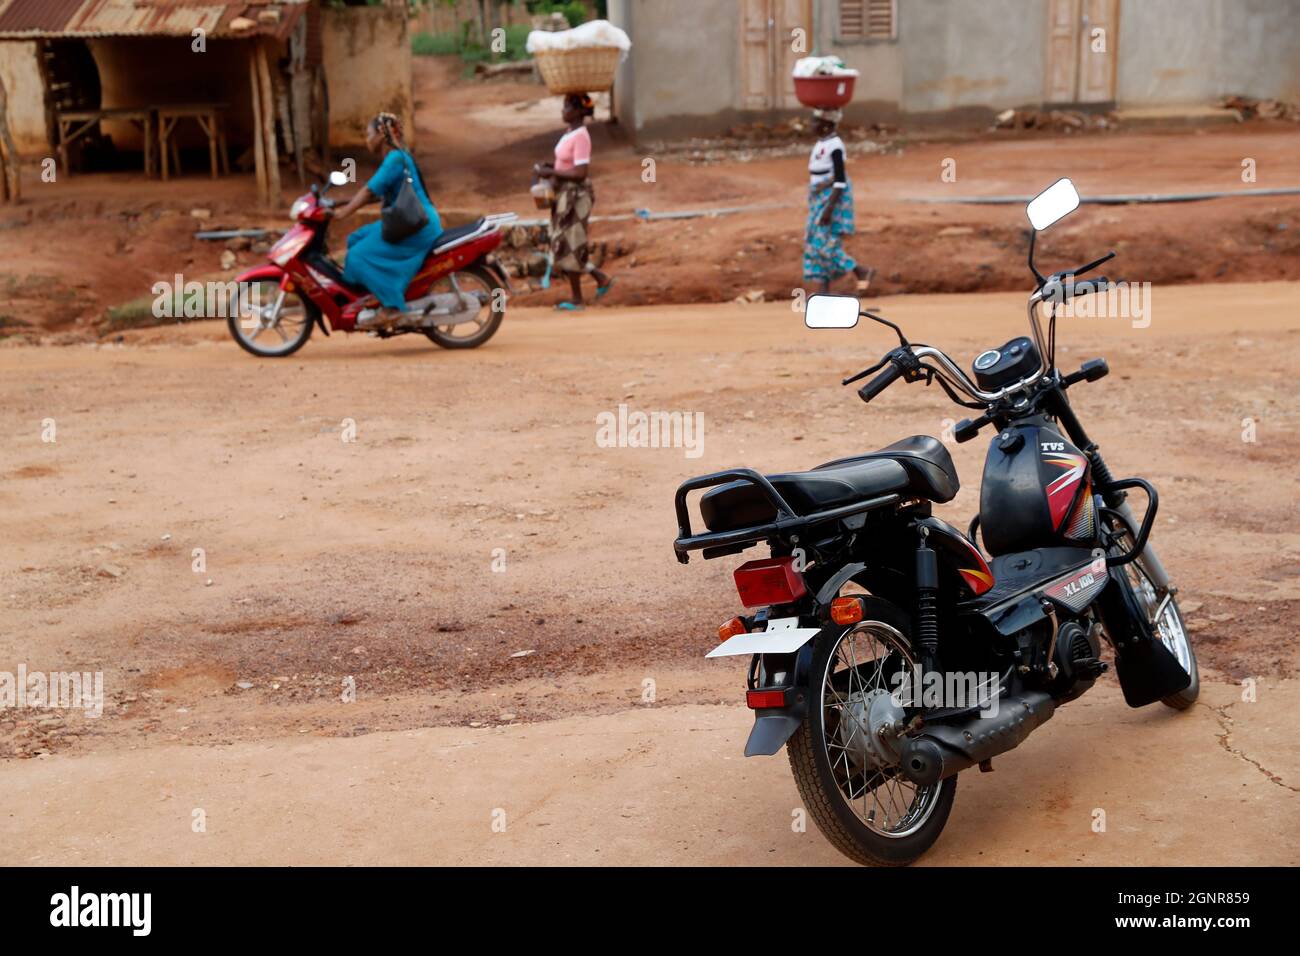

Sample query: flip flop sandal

[554,301,585,312]
[855,267,877,293]
[595,277,616,299]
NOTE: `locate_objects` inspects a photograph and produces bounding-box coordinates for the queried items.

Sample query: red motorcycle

[230,171,515,357]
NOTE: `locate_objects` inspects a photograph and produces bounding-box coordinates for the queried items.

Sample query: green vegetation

[411,22,532,65]
[411,31,461,56]
[527,1,590,28]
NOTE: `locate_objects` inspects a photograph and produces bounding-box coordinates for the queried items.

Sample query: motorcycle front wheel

[1115,538,1200,710]
[228,279,317,358]
[786,596,957,866]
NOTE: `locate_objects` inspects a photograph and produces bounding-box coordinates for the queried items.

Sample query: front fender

[234,264,286,285]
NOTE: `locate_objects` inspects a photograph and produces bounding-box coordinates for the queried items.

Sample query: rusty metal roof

[0,0,308,41]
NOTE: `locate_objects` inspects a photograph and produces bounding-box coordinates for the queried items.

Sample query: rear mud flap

[743,641,814,756]
[745,713,803,757]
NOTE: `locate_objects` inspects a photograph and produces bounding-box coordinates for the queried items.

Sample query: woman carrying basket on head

[533,93,614,311]
[803,107,874,294]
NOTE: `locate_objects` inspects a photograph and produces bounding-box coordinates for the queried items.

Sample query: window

[839,0,897,41]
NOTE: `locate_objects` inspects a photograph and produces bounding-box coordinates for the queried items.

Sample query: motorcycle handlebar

[858,360,904,402]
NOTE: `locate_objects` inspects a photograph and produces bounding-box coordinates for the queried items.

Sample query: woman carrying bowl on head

[533,93,614,311]
[804,107,874,295]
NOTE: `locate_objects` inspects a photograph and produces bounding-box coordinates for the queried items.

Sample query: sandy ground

[2,681,1295,866]
[1,279,1297,863]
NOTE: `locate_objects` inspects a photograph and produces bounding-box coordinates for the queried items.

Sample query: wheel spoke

[819,619,941,839]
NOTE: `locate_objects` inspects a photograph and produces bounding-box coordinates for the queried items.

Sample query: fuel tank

[979,421,1097,556]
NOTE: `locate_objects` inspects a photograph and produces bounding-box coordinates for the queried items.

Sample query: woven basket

[534,46,622,94]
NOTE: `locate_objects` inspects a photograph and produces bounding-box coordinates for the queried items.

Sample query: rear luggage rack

[673,468,900,564]
[432,212,518,254]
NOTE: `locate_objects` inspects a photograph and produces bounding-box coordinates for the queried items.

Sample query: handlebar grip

[953,416,989,443]
[1071,276,1110,296]
[858,361,903,402]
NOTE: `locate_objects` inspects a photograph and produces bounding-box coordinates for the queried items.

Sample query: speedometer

[974,349,1001,371]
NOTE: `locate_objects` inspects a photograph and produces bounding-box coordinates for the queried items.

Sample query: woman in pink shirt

[533,94,614,310]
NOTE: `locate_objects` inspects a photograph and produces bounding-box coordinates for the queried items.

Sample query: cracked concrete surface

[1,679,1294,866]
[1204,697,1299,794]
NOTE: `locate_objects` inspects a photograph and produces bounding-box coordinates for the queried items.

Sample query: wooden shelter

[0,0,329,206]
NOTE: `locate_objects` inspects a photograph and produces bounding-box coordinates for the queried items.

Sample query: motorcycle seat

[699,436,959,534]
[431,218,485,252]
[820,436,960,504]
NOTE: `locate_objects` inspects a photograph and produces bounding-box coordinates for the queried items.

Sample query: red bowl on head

[794,74,857,109]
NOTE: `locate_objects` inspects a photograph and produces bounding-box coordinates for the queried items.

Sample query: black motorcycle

[671,178,1198,866]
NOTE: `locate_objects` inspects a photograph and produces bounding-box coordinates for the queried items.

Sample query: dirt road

[3,679,1295,865]
[2,283,1297,862]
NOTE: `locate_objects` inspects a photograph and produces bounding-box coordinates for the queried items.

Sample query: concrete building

[608,0,1300,139]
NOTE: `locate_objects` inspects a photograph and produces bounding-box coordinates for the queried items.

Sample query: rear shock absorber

[915,527,939,674]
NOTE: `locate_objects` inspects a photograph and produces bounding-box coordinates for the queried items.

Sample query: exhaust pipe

[897,690,1057,786]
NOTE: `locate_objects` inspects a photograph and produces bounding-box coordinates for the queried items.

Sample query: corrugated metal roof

[0,0,308,40]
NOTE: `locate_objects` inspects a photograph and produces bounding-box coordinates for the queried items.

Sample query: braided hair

[370,111,406,150]
[564,93,595,119]
[369,110,425,191]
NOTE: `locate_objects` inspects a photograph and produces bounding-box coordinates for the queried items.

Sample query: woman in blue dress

[333,112,442,328]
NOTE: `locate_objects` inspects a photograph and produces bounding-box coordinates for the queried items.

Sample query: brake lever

[1072,250,1116,277]
[842,354,889,386]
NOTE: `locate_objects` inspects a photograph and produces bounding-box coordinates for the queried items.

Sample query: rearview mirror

[804,293,860,329]
[1026,177,1080,231]
[328,170,349,187]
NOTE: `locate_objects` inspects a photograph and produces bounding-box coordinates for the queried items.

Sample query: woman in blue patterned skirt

[803,108,874,294]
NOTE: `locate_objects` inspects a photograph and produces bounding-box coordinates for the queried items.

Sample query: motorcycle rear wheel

[423,266,505,350]
[786,597,957,866]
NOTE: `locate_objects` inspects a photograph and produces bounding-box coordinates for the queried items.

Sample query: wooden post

[0,73,21,202]
[288,17,309,186]
[256,43,280,206]
[249,47,267,204]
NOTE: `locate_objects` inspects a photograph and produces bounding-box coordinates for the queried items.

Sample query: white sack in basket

[526,19,632,56]
[793,55,859,78]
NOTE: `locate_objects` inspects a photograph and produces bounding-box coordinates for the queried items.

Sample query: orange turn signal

[718,616,748,642]
[830,597,864,626]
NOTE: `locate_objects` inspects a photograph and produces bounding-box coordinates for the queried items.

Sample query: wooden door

[1045,0,1081,104]
[739,0,815,111]
[1077,0,1118,103]
[775,0,815,109]
[740,0,776,110]
[1045,0,1118,104]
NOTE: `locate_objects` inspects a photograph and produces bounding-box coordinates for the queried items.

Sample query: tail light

[746,688,788,709]
[733,556,807,609]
